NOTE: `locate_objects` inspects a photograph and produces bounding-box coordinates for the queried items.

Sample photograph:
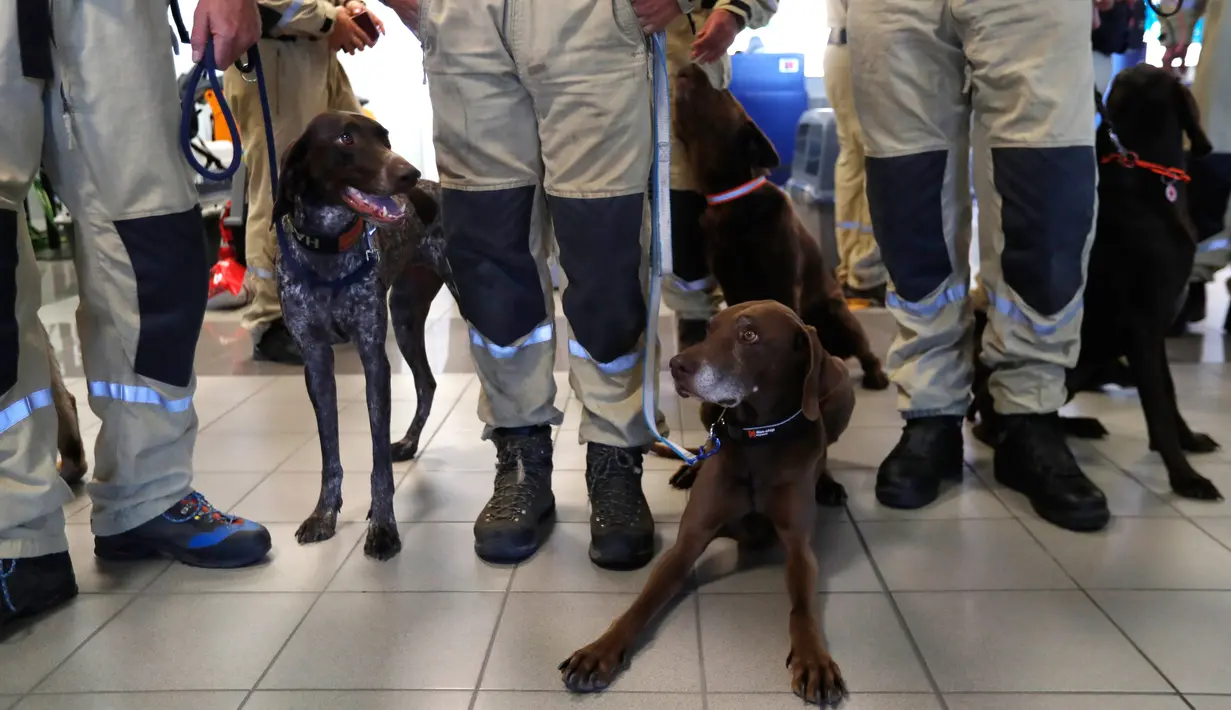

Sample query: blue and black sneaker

[0,552,78,632]
[94,491,271,569]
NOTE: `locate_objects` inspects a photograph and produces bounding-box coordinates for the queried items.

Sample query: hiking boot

[0,552,78,632]
[474,425,556,564]
[253,319,304,365]
[94,491,271,569]
[994,413,1110,532]
[586,443,654,570]
[677,318,709,350]
[876,416,964,509]
[844,283,887,307]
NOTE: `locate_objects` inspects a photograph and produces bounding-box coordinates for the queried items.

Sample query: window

[727,0,829,78]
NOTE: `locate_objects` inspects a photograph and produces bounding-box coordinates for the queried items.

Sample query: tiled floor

[8,264,1231,709]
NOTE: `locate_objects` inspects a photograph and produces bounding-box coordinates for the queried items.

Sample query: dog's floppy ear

[1176,81,1213,158]
[405,186,439,225]
[741,120,780,172]
[271,138,311,227]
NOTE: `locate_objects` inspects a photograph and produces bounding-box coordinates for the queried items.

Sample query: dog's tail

[649,442,699,460]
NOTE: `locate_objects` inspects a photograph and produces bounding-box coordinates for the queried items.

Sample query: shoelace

[0,560,16,613]
[485,439,550,521]
[163,491,244,526]
[588,447,646,528]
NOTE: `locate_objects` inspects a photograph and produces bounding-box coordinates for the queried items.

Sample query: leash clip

[691,410,727,463]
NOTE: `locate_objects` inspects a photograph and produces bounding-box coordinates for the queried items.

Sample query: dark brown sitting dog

[561,300,853,706]
[273,111,457,559]
[673,64,888,391]
[45,322,87,484]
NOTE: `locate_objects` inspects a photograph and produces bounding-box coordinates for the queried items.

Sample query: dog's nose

[669,354,694,378]
[392,163,420,189]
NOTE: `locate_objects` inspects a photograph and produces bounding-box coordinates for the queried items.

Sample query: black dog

[273,111,457,559]
[970,65,1221,501]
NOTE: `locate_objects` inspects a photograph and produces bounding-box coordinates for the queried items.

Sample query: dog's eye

[338,132,354,146]
[739,330,758,344]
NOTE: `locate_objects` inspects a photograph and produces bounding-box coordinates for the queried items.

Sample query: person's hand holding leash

[381,0,421,37]
[692,9,740,62]
[633,0,682,33]
[192,0,261,65]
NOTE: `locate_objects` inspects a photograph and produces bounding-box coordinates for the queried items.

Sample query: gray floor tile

[695,522,882,593]
[13,693,247,710]
[895,591,1168,693]
[261,592,503,690]
[944,694,1188,710]
[699,593,930,694]
[190,472,271,513]
[1194,517,1231,550]
[1022,517,1231,589]
[394,470,498,523]
[859,520,1074,591]
[510,523,679,593]
[828,427,901,469]
[37,594,313,692]
[413,434,501,472]
[1093,591,1231,694]
[707,694,941,710]
[834,468,1012,521]
[148,523,364,593]
[1189,697,1231,710]
[203,394,323,434]
[64,524,170,593]
[277,434,416,473]
[234,471,406,524]
[329,522,512,592]
[244,691,472,710]
[193,433,312,473]
[0,698,13,710]
[474,692,702,710]
[0,594,131,694]
[482,593,702,692]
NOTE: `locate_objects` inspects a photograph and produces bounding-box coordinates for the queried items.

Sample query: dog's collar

[1100,127,1190,203]
[718,408,809,445]
[706,176,769,206]
[278,217,380,294]
[288,216,368,254]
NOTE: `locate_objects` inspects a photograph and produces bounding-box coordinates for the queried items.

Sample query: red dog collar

[707,176,769,206]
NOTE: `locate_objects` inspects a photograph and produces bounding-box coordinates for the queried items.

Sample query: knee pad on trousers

[550,193,647,364]
[443,186,546,347]
[115,207,210,388]
[993,146,1095,316]
[0,209,19,393]
[865,151,953,302]
[671,190,710,282]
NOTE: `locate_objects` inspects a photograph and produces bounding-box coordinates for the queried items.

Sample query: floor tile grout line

[16,590,145,702]
[1011,515,1194,705]
[467,568,517,710]
[239,375,477,707]
[692,587,709,710]
[845,507,950,710]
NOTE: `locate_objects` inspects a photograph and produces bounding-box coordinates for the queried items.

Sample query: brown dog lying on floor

[561,300,853,706]
[673,64,888,392]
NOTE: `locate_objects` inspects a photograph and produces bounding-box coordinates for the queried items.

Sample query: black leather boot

[586,443,654,570]
[994,413,1110,532]
[253,319,304,366]
[876,416,964,509]
[473,426,556,563]
[0,552,78,631]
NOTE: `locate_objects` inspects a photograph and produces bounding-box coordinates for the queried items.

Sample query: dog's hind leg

[356,317,402,561]
[1127,335,1221,500]
[45,328,88,484]
[389,265,443,462]
[297,343,345,545]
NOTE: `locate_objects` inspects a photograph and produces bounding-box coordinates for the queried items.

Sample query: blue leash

[180,38,375,291]
[645,32,719,467]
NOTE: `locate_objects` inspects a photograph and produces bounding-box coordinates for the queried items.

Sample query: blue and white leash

[644,32,719,466]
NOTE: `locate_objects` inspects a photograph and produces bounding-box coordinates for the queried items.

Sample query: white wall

[171,1,437,179]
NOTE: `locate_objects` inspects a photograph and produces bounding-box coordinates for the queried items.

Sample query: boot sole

[875,465,963,510]
[474,504,556,565]
[95,534,271,569]
[0,582,79,631]
[589,533,655,571]
[995,474,1111,533]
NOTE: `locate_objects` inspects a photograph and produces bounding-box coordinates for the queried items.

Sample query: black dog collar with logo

[288,217,369,254]
[719,408,809,445]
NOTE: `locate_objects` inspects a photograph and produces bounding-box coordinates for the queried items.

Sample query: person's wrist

[715,7,745,30]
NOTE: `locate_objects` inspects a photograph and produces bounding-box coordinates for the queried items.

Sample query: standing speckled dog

[273,111,456,560]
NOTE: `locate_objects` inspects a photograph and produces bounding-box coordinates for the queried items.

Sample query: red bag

[207,202,249,309]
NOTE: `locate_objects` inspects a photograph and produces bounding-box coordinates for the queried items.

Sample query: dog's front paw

[296,512,338,544]
[364,521,402,560]
[669,463,699,490]
[861,369,890,391]
[787,645,848,707]
[1171,471,1224,501]
[816,475,847,507]
[1181,431,1220,454]
[559,636,627,693]
[391,434,420,462]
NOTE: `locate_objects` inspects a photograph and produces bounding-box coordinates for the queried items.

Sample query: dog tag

[1165,182,1178,203]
